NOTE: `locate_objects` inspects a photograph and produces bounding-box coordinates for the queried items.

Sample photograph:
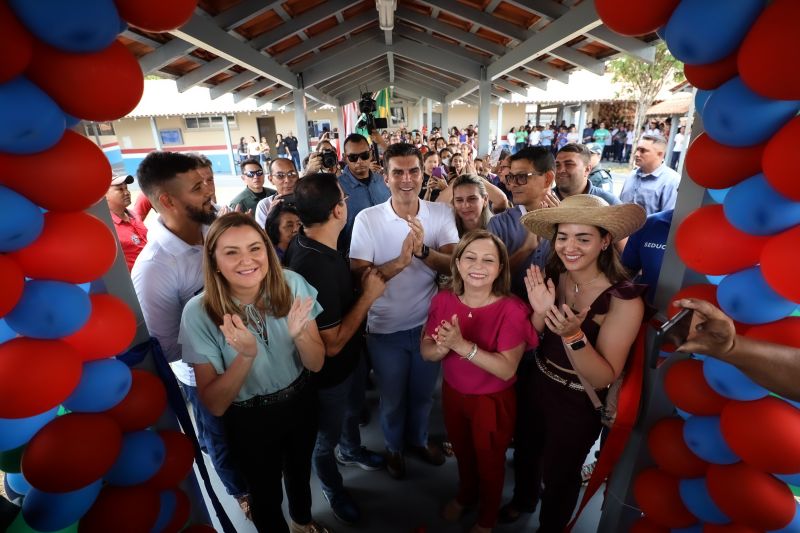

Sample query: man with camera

[337,133,390,254]
[304,140,342,177]
[254,157,300,229]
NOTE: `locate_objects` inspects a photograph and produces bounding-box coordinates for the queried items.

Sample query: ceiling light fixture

[376,0,397,31]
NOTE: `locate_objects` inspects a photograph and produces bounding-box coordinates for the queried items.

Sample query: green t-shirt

[593,128,610,144]
[515,130,528,143]
[179,269,323,401]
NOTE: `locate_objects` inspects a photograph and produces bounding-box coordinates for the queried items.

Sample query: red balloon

[9,212,117,284]
[683,52,738,91]
[721,397,800,474]
[745,317,800,348]
[595,0,679,36]
[23,413,122,492]
[0,130,110,211]
[105,370,167,432]
[145,430,194,490]
[647,418,709,477]
[80,485,160,533]
[738,0,800,100]
[630,518,669,533]
[114,0,198,32]
[26,40,144,122]
[0,0,33,83]
[162,488,191,533]
[0,254,24,317]
[761,225,800,303]
[707,462,796,531]
[685,133,766,189]
[0,338,81,418]
[704,525,760,533]
[676,205,768,276]
[664,359,729,416]
[763,117,800,202]
[63,294,137,361]
[633,467,696,528]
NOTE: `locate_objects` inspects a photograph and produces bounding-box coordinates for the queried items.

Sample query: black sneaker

[323,490,360,526]
[335,446,386,471]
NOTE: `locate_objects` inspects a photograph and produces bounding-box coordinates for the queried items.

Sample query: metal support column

[578,103,587,136]
[293,75,309,169]
[478,66,491,157]
[496,103,504,149]
[221,114,236,175]
[426,98,433,133]
[441,103,449,137]
[149,117,162,150]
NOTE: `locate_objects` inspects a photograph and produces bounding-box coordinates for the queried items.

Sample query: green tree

[608,42,684,162]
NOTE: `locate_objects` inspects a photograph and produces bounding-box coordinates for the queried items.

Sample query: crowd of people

[102,119,780,533]
[237,133,303,170]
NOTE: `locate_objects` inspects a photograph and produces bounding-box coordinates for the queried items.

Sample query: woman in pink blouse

[421,230,536,533]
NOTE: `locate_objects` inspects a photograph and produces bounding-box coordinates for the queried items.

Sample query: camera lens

[320,149,338,169]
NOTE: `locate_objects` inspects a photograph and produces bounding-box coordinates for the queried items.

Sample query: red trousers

[442,381,516,528]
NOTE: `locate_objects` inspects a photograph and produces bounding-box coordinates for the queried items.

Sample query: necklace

[459,293,495,318]
[568,271,603,294]
[243,303,269,345]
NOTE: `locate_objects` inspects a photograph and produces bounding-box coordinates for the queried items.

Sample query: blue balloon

[683,415,739,464]
[0,407,58,452]
[703,357,769,401]
[776,473,800,486]
[22,480,102,532]
[703,77,800,147]
[676,408,692,420]
[717,267,798,325]
[664,0,766,65]
[5,280,91,338]
[679,477,730,524]
[0,186,44,252]
[6,473,31,496]
[724,173,800,236]
[0,319,17,343]
[706,187,730,204]
[0,77,66,154]
[8,0,121,53]
[695,89,713,118]
[63,359,132,413]
[152,490,177,533]
[771,503,800,533]
[64,113,81,129]
[105,430,166,487]
[705,274,727,286]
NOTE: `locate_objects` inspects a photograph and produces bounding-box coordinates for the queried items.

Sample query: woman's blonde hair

[449,230,511,296]
[451,174,492,237]
[202,212,292,325]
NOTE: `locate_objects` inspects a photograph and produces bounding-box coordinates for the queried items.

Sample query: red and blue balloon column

[0,1,216,532]
[597,0,800,531]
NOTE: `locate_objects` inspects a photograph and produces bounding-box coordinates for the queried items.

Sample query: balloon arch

[1,0,800,531]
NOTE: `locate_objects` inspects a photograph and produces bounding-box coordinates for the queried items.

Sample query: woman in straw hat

[500,194,646,531]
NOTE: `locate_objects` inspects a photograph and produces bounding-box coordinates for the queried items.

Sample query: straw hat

[520,194,646,242]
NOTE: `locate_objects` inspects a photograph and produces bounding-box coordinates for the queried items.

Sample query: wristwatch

[414,244,430,259]
[564,331,587,350]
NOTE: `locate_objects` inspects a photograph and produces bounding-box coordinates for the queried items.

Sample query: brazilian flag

[375,87,391,122]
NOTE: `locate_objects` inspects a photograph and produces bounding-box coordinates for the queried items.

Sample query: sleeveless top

[539,280,646,370]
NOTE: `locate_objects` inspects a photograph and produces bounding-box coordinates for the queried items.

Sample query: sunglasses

[244,170,264,178]
[271,171,298,180]
[346,151,371,163]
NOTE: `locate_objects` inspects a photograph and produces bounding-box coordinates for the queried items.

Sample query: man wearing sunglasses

[229,158,272,214]
[254,158,300,229]
[337,133,390,253]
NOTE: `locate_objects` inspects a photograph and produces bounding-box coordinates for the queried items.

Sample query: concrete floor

[195,388,604,533]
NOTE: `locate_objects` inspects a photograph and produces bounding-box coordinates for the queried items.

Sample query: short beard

[186,203,217,225]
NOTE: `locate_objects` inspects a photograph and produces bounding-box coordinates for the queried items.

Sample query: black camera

[320,149,339,170]
[356,92,388,133]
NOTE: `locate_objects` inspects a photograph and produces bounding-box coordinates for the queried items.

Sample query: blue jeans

[181,383,247,498]
[290,150,301,170]
[366,325,441,453]
[312,356,366,497]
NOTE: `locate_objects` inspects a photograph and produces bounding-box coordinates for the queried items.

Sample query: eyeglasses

[346,151,371,163]
[271,171,299,180]
[506,171,544,186]
[244,170,264,178]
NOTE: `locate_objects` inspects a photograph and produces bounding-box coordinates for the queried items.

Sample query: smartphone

[658,308,694,348]
[431,167,444,178]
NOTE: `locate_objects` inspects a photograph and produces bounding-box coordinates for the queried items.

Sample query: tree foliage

[608,42,684,156]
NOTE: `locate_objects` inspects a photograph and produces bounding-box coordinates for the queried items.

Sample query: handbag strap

[562,339,604,410]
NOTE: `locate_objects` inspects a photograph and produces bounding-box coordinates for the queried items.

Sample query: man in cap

[586,143,614,195]
[105,172,148,271]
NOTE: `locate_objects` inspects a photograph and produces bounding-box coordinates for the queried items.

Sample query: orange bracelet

[562,331,584,343]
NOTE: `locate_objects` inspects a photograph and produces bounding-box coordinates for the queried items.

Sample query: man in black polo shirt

[284,172,387,526]
[284,132,301,171]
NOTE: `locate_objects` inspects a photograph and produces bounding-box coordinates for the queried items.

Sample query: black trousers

[512,364,604,532]
[223,385,319,533]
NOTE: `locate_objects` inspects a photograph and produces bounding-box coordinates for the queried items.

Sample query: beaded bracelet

[463,343,478,361]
